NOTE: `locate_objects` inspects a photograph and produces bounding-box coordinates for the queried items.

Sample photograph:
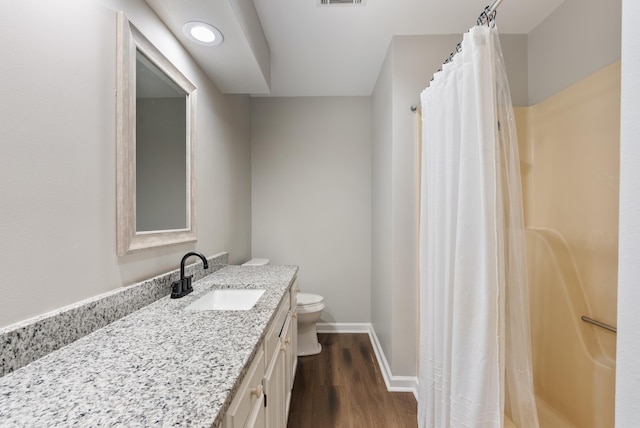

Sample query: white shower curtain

[418,25,538,428]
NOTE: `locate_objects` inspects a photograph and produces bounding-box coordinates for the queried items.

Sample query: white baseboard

[316,322,371,333]
[316,322,418,398]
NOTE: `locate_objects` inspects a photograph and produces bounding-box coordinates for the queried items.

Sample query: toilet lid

[242,258,270,266]
[297,293,323,306]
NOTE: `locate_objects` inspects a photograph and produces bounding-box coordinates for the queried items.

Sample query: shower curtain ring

[488,10,497,27]
[477,6,490,26]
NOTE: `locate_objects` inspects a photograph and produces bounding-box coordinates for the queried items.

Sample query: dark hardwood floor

[287,333,418,428]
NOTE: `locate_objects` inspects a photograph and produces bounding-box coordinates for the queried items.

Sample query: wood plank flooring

[287,333,418,428]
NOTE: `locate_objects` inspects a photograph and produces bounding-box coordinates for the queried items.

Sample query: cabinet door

[264,338,286,428]
[281,315,293,417]
[265,293,290,370]
[289,281,299,384]
[224,348,265,428]
[245,393,266,428]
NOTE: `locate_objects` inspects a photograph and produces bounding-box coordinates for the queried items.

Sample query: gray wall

[251,97,372,324]
[371,44,394,371]
[0,0,252,328]
[617,1,640,424]
[528,0,622,104]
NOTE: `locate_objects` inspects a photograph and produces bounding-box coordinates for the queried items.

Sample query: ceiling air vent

[319,0,365,6]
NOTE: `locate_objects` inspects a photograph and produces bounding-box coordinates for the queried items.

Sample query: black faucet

[171,252,209,299]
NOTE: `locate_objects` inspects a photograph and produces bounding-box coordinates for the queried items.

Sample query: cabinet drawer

[264,292,290,365]
[224,347,265,428]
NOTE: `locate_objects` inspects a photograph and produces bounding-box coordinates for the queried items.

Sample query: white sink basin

[184,289,265,311]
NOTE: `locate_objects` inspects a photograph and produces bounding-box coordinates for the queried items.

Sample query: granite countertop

[0,265,298,427]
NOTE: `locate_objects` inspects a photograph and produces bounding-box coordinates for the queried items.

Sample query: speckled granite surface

[0,253,229,378]
[0,264,297,428]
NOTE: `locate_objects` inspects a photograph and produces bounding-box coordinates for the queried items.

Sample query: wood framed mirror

[116,12,197,256]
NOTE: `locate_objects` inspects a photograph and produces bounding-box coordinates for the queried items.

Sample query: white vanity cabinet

[224,279,298,428]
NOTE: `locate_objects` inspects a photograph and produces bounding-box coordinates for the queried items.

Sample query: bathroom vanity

[0,264,298,427]
[224,279,299,428]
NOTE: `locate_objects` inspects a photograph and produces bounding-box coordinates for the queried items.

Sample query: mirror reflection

[135,51,188,232]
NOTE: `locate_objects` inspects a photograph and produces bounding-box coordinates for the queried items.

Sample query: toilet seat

[296,293,323,306]
[296,293,324,314]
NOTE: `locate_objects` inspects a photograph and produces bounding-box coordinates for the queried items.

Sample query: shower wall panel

[514,61,620,427]
[529,61,620,361]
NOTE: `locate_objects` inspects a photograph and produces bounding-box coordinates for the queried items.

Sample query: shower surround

[515,61,620,427]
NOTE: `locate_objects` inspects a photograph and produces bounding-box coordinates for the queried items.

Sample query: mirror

[135,52,188,232]
[116,12,197,256]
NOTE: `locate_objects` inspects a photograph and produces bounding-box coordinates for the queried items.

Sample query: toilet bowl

[296,293,325,356]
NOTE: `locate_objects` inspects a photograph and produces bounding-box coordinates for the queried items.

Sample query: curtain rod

[410,0,504,112]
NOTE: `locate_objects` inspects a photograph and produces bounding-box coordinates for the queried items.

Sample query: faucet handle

[183,275,193,293]
[170,276,193,299]
[170,279,183,298]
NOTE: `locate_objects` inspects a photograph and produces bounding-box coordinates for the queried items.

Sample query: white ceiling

[146,0,565,97]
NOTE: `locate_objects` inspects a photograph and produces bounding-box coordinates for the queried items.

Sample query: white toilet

[296,292,325,356]
[241,258,325,357]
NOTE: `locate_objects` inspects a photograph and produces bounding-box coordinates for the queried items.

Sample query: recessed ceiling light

[183,21,224,46]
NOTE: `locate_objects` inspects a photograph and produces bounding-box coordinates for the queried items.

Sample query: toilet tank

[242,258,270,266]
